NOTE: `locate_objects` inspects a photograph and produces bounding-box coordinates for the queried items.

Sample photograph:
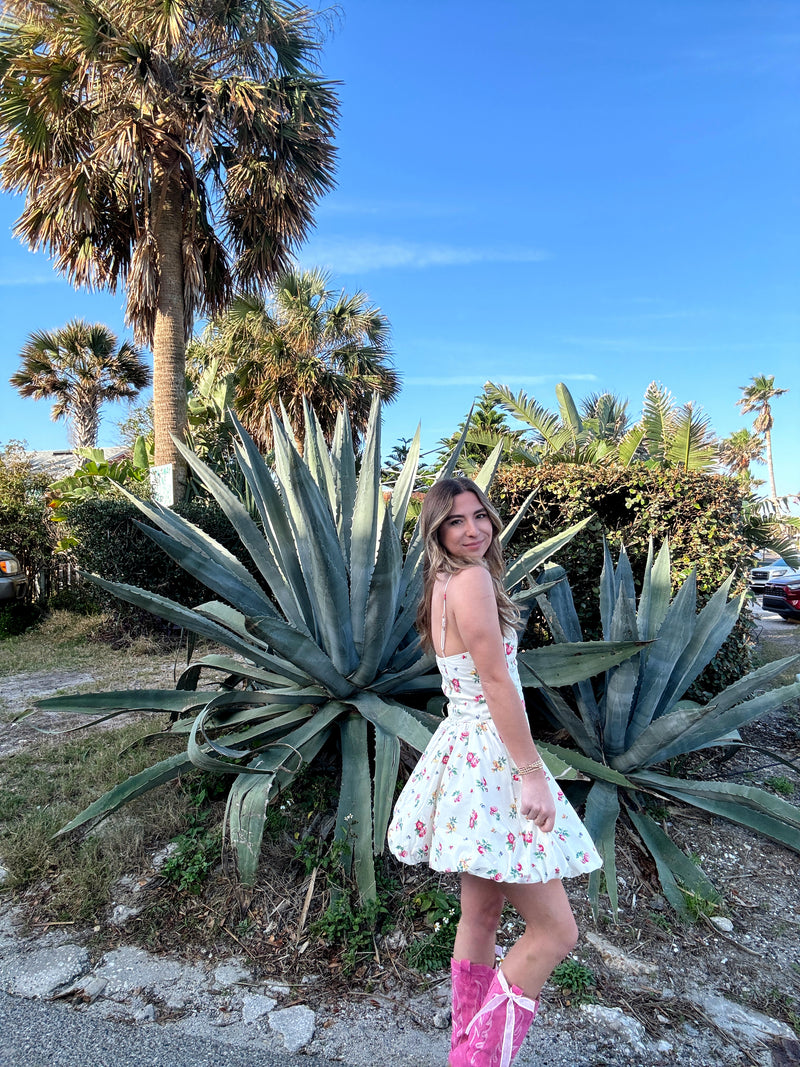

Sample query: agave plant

[33,398,644,901]
[534,541,800,920]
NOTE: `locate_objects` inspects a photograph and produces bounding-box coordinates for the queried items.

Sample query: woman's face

[438,491,494,561]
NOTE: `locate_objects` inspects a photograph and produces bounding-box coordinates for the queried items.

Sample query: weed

[314,893,391,975]
[550,959,597,1002]
[648,911,673,933]
[161,826,222,893]
[764,776,795,796]
[679,884,722,921]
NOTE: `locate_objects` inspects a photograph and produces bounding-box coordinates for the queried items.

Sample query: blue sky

[1,0,798,500]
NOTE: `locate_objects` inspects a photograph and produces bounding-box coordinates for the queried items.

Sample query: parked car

[749,557,799,595]
[762,574,800,621]
[0,550,27,603]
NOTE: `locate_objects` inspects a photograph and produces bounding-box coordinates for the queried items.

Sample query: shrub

[492,463,756,696]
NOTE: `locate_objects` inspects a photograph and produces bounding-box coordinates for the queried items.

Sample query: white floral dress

[387,584,602,884]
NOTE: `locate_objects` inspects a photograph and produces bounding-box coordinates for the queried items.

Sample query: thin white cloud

[405,373,598,387]
[298,239,548,274]
[0,274,58,286]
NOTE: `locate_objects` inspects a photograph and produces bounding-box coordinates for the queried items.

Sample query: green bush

[0,502,55,599]
[492,464,755,696]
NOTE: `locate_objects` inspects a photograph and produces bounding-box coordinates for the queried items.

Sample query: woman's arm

[447,567,556,832]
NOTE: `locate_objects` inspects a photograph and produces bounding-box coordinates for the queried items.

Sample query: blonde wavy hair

[415,477,520,651]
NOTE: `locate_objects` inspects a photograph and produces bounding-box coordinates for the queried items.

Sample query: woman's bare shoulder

[447,564,493,597]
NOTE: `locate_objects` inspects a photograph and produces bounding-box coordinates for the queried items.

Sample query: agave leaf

[57,752,191,836]
[372,725,401,855]
[331,405,357,567]
[271,410,356,673]
[616,679,800,772]
[631,771,800,840]
[136,523,281,622]
[531,742,636,788]
[582,781,620,920]
[499,491,536,550]
[351,508,403,686]
[625,806,717,922]
[531,743,579,779]
[80,575,287,671]
[535,686,602,759]
[695,654,800,719]
[388,424,421,535]
[505,516,593,591]
[175,653,305,691]
[370,654,437,694]
[601,587,640,757]
[114,483,274,615]
[472,439,505,493]
[637,540,671,642]
[226,722,334,886]
[518,641,644,689]
[172,437,310,623]
[302,398,338,515]
[187,703,315,772]
[336,712,377,901]
[172,699,316,737]
[230,412,314,630]
[599,540,617,641]
[614,547,636,606]
[245,614,354,698]
[33,690,206,715]
[350,691,435,752]
[652,579,742,722]
[535,565,584,643]
[624,572,698,745]
[193,603,312,685]
[350,395,384,655]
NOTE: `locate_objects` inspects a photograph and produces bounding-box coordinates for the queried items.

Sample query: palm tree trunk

[70,397,99,449]
[152,162,188,503]
[764,427,778,503]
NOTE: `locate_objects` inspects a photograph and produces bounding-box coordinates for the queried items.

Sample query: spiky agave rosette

[35,398,644,899]
[534,541,800,920]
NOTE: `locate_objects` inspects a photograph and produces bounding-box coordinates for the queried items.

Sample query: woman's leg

[452,872,505,967]
[500,877,579,999]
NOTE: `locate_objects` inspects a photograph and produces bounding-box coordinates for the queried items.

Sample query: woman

[387,478,601,1067]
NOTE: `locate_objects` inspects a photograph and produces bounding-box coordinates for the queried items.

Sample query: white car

[749,557,799,595]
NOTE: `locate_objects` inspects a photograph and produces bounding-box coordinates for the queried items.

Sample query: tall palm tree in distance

[718,428,765,488]
[202,268,401,450]
[10,319,151,448]
[0,0,338,497]
[737,375,788,503]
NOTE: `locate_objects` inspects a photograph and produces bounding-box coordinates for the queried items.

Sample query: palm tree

[0,0,338,498]
[737,375,788,502]
[638,381,718,471]
[10,319,150,448]
[200,268,401,450]
[718,428,765,487]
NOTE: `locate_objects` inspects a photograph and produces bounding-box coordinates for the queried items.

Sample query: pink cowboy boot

[449,958,495,1064]
[454,967,539,1067]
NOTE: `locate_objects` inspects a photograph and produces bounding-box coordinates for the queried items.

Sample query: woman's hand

[520,773,556,833]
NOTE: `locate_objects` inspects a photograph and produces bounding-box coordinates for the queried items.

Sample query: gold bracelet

[517,758,545,776]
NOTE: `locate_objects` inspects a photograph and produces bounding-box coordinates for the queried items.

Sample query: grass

[0,715,191,922]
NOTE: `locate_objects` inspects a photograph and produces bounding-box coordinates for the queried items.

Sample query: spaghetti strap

[440,574,454,655]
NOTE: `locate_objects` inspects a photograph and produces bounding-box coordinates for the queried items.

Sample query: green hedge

[65,497,256,620]
[0,502,55,601]
[491,464,755,699]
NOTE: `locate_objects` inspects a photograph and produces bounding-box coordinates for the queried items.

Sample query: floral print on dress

[386,630,603,884]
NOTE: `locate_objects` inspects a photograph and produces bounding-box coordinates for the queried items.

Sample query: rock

[269,1005,315,1053]
[94,945,208,1010]
[585,932,659,978]
[213,961,251,990]
[133,1003,157,1022]
[151,842,179,869]
[110,905,141,926]
[709,916,734,933]
[59,976,108,1004]
[1,944,90,998]
[382,928,407,951]
[241,992,277,1023]
[432,1009,451,1029]
[580,1004,647,1050]
[0,866,9,886]
[691,989,797,1043]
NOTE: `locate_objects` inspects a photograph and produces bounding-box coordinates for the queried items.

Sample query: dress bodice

[435,632,522,718]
